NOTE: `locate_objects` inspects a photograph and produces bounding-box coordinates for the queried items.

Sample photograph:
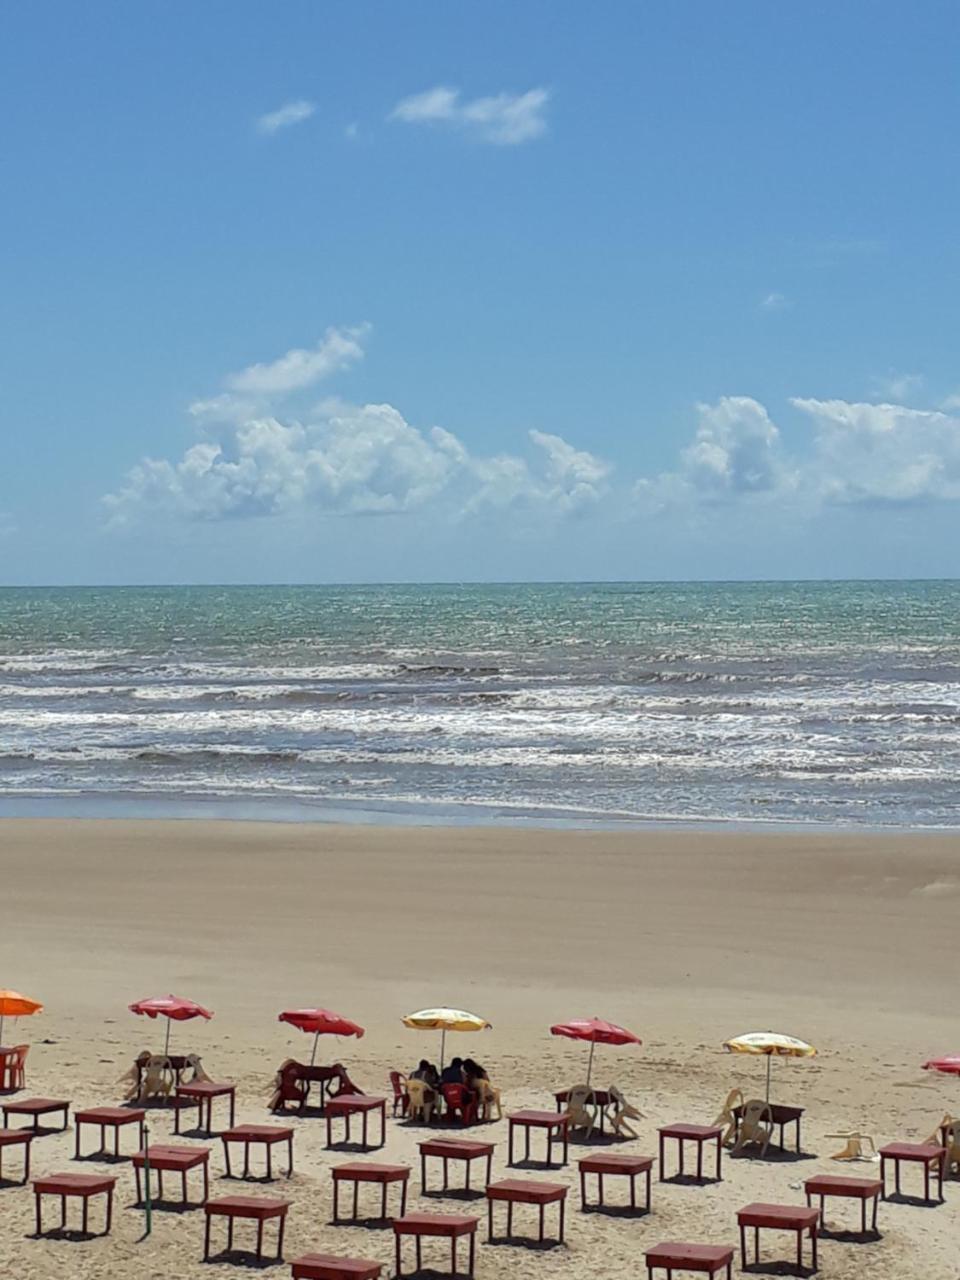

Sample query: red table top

[205,1195,292,1218]
[221,1125,293,1141]
[804,1174,882,1195]
[75,1106,145,1123]
[0,1128,33,1144]
[419,1138,495,1158]
[659,1123,723,1140]
[34,1172,117,1194]
[508,1110,570,1126]
[579,1153,655,1173]
[176,1081,235,1096]
[133,1144,210,1169]
[646,1242,735,1265]
[326,1094,386,1113]
[291,1255,382,1280]
[3,1097,68,1114]
[332,1162,411,1181]
[393,1212,479,1236]
[486,1178,567,1203]
[880,1142,945,1159]
[737,1202,820,1228]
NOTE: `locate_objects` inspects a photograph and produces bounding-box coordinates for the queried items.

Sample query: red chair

[441,1084,477,1127]
[390,1072,409,1118]
[10,1046,28,1091]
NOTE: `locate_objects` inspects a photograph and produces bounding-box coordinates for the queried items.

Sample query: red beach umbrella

[550,1017,641,1084]
[923,1055,960,1076]
[129,994,213,1055]
[278,1007,365,1066]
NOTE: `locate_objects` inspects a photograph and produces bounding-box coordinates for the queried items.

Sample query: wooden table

[507,1110,570,1167]
[204,1195,291,1263]
[221,1125,294,1180]
[2,1097,69,1134]
[554,1088,613,1132]
[737,1202,819,1273]
[291,1254,383,1280]
[33,1172,117,1237]
[135,1054,195,1092]
[733,1101,804,1152]
[174,1081,236,1135]
[645,1242,734,1278]
[486,1178,567,1244]
[132,1144,210,1205]
[658,1124,723,1183]
[879,1142,945,1203]
[0,1128,33,1184]
[804,1173,882,1233]
[74,1106,145,1160]
[579,1153,654,1213]
[393,1212,478,1277]
[419,1137,495,1195]
[332,1162,410,1221]
[325,1095,386,1150]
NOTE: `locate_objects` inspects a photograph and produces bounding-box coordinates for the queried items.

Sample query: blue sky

[2,1,959,583]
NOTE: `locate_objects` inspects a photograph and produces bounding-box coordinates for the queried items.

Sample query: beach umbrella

[550,1017,642,1085]
[0,990,43,1045]
[723,1031,816,1102]
[401,1007,491,1070]
[129,994,213,1055]
[278,1007,365,1067]
[922,1056,960,1077]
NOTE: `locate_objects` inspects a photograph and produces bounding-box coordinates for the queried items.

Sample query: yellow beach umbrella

[402,1007,492,1070]
[0,990,43,1045]
[723,1031,816,1102]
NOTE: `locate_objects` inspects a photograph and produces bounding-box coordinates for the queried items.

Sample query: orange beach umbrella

[0,990,43,1044]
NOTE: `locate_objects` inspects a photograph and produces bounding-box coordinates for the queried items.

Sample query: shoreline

[2,791,958,834]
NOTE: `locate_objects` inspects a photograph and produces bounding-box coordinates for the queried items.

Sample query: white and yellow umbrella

[723,1031,816,1102]
[402,1007,492,1070]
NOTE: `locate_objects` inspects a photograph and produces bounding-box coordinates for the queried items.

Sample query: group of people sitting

[405,1056,500,1124]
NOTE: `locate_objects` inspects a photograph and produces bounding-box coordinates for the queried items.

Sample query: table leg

[353,1180,359,1219]
[227,1216,234,1252]
[443,1155,449,1191]
[539,1203,545,1242]
[288,1135,294,1176]
[469,1229,476,1276]
[243,1141,251,1180]
[395,1233,402,1277]
[277,1212,286,1260]
[230,1089,236,1127]
[401,1176,408,1215]
[659,1132,665,1180]
[811,1224,818,1271]
[579,1167,587,1209]
[645,1166,651,1212]
[333,1177,340,1221]
[106,1185,113,1234]
[203,1159,209,1201]
[696,1140,703,1181]
[326,1114,332,1148]
[524,1125,530,1163]
[421,1152,427,1193]
[559,1195,565,1243]
[204,1213,211,1261]
[135,1164,142,1204]
[716,1136,722,1181]
[739,1222,746,1268]
[362,1110,369,1149]
[114,1124,120,1158]
[679,1138,685,1178]
[267,1143,273,1181]
[415,1236,422,1271]
[487,1199,493,1241]
[487,1151,492,1187]
[924,1161,930,1202]
[256,1219,264,1261]
[34,1191,42,1237]
[223,1140,232,1179]
[861,1197,866,1233]
[873,1193,878,1231]
[509,1121,515,1166]
[507,1200,514,1237]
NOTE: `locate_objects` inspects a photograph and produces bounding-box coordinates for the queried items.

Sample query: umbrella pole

[310,1031,319,1067]
[587,1041,595,1086]
[440,1028,446,1072]
[766,1053,772,1103]
[164,1018,171,1057]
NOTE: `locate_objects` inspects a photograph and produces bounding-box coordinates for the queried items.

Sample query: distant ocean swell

[0,582,959,828]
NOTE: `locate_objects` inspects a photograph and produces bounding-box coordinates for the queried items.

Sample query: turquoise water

[1,581,959,828]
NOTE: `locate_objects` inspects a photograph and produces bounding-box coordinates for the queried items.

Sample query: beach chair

[9,1044,28,1091]
[826,1131,879,1162]
[475,1078,502,1122]
[942,1120,960,1177]
[607,1084,643,1139]
[268,1059,309,1113]
[405,1078,434,1125]
[730,1098,774,1158]
[564,1085,599,1140]
[714,1088,745,1147]
[182,1053,211,1085]
[390,1071,409,1117]
[441,1083,477,1127]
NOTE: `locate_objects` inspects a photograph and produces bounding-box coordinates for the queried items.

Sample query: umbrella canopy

[278,1007,365,1066]
[129,994,213,1055]
[723,1031,816,1102]
[0,990,43,1044]
[923,1055,960,1076]
[550,1017,641,1085]
[401,1007,491,1069]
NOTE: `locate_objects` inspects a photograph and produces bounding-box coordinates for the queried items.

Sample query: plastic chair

[268,1059,309,1113]
[731,1099,774,1158]
[714,1087,745,1147]
[937,1118,960,1177]
[827,1131,879,1162]
[441,1083,477,1126]
[405,1078,434,1124]
[390,1071,409,1117]
[9,1045,28,1090]
[475,1078,502,1121]
[607,1084,643,1138]
[564,1085,599,1139]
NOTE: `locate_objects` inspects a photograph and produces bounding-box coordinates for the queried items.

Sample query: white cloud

[224,325,369,397]
[256,99,316,135]
[390,86,549,145]
[760,291,790,311]
[791,398,960,504]
[870,371,923,403]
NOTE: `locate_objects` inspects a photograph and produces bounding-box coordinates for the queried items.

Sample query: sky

[2,1,959,584]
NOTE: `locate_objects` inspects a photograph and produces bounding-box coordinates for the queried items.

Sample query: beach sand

[1,818,959,1278]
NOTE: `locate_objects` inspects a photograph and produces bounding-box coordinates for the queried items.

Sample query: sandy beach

[1,818,959,1279]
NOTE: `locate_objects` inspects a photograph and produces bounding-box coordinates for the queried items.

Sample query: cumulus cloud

[870,371,923,402]
[760,291,790,311]
[256,99,316,135]
[225,325,368,396]
[390,86,549,145]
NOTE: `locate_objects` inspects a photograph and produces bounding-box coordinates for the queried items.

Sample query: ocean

[0,581,958,829]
